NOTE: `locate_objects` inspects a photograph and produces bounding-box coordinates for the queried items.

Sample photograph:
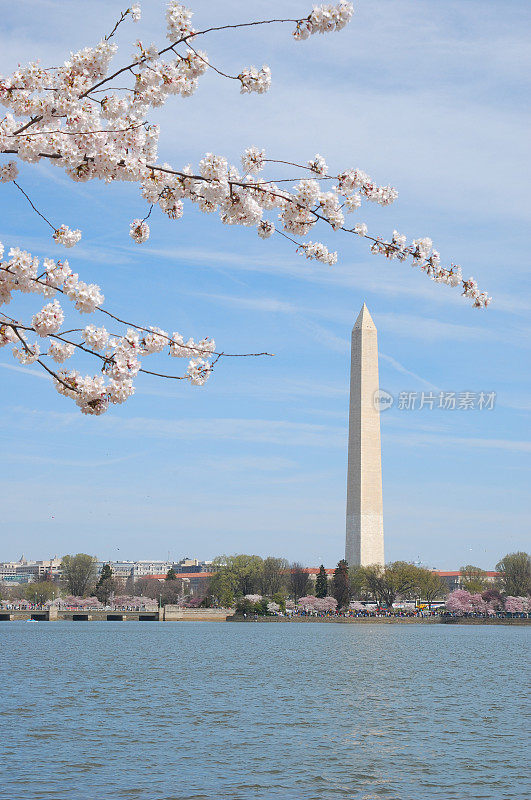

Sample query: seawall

[227,615,531,626]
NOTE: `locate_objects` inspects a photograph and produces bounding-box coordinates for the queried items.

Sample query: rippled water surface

[0,622,529,800]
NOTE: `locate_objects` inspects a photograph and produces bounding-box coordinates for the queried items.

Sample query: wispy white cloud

[379,352,440,391]
[191,285,515,347]
[3,451,141,468]
[148,245,530,335]
[203,455,296,472]
[140,244,463,307]
[377,312,489,343]
[7,406,526,454]
[384,431,531,453]
[0,362,49,381]
[191,292,297,314]
[109,415,347,448]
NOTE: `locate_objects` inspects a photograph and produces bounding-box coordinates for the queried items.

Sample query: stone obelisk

[345,304,385,567]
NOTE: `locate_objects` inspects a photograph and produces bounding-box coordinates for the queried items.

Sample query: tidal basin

[1,623,528,800]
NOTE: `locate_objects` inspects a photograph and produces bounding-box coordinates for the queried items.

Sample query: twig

[13,181,56,231]
[10,325,76,391]
[105,10,129,42]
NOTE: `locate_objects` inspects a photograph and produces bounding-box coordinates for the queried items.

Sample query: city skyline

[0,549,513,575]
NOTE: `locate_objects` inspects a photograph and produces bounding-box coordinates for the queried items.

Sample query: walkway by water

[0,622,528,799]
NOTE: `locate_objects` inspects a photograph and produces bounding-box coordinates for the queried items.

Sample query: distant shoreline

[2,609,529,626]
[227,615,531,626]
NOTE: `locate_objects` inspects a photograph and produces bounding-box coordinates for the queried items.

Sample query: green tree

[24,581,56,605]
[255,598,269,615]
[459,564,488,593]
[260,557,289,596]
[211,554,264,597]
[315,565,328,598]
[332,559,351,609]
[235,597,254,615]
[358,564,385,604]
[416,569,448,609]
[272,591,286,612]
[208,570,237,607]
[165,566,178,581]
[383,561,420,606]
[61,554,97,597]
[231,554,264,595]
[359,562,420,607]
[289,562,309,601]
[496,552,531,597]
[349,566,368,600]
[94,563,119,604]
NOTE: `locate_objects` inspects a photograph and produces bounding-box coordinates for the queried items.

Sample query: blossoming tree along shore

[0,2,490,415]
[445,589,530,615]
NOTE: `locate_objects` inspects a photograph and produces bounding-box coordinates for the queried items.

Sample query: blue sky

[0,0,529,568]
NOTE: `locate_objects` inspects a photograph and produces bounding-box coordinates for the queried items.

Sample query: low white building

[0,555,62,584]
[95,560,174,579]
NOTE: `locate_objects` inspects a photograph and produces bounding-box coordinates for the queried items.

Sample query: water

[0,622,528,800]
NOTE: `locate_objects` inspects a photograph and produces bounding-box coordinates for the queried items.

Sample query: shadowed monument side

[345,303,385,567]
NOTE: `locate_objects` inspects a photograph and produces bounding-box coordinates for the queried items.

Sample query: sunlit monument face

[345,304,385,567]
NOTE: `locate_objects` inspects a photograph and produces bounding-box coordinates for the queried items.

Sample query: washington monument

[345,304,385,567]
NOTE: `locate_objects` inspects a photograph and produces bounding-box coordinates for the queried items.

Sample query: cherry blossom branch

[13,181,56,230]
[181,43,237,83]
[11,181,80,247]
[4,320,188,382]
[0,264,272,360]
[9,324,77,391]
[0,232,274,414]
[81,16,301,98]
[137,160,489,305]
[12,123,145,137]
[0,1,491,417]
[105,8,135,42]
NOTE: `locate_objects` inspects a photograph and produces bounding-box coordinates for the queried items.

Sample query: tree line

[1,551,529,609]
[207,552,531,610]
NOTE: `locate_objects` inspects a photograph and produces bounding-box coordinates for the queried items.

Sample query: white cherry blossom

[53,225,82,249]
[129,219,150,243]
[142,326,168,353]
[308,154,328,176]
[63,274,103,313]
[242,146,265,174]
[239,66,271,94]
[0,324,17,347]
[293,2,354,39]
[0,161,18,182]
[83,324,109,350]
[166,2,195,41]
[48,340,75,363]
[187,357,212,385]
[32,300,64,337]
[257,220,275,239]
[299,241,338,266]
[13,340,40,364]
